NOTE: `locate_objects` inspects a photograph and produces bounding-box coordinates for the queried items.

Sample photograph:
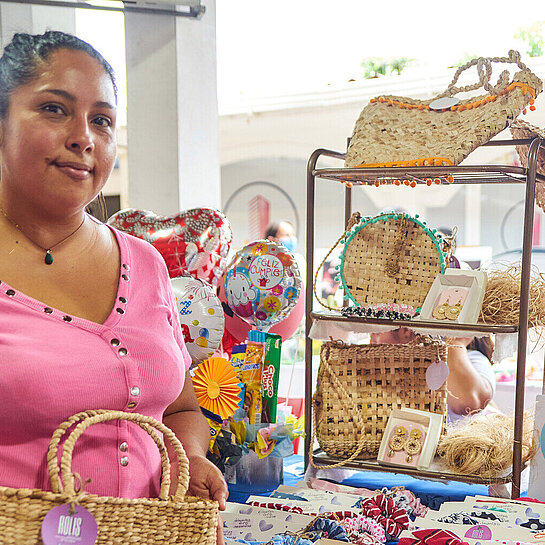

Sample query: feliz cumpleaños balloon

[224,240,302,330]
[170,276,225,363]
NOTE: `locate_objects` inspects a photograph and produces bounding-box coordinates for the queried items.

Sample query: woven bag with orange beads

[345,50,542,169]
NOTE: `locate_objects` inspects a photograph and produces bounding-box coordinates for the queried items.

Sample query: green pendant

[45,250,53,265]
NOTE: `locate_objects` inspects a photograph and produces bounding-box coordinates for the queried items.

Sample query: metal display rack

[304,138,544,498]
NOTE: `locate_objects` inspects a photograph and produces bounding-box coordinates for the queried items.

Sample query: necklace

[0,207,86,265]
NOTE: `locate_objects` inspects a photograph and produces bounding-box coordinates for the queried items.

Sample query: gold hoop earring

[446,298,463,320]
[388,426,407,457]
[432,299,450,320]
[404,429,422,462]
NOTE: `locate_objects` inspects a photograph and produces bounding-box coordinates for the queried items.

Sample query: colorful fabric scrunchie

[392,489,429,518]
[305,517,350,542]
[342,514,386,544]
[361,494,410,539]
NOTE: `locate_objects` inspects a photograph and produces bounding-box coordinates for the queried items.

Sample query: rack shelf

[311,310,519,335]
[311,450,516,486]
[304,137,544,499]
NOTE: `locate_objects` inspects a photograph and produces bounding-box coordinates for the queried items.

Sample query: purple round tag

[41,504,98,545]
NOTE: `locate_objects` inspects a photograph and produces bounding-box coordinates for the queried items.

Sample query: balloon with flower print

[224,240,302,330]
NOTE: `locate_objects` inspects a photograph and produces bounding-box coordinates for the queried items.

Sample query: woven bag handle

[309,344,372,469]
[47,411,174,499]
[47,411,190,501]
[436,50,529,99]
[312,212,361,311]
[47,409,110,490]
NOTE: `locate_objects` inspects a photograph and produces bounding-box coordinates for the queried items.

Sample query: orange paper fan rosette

[192,357,242,419]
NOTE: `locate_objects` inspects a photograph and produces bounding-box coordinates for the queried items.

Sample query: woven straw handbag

[311,339,447,468]
[0,410,218,545]
[345,50,543,168]
[314,212,446,314]
[510,118,545,212]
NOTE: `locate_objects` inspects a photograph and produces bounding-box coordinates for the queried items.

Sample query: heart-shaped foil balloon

[108,208,233,286]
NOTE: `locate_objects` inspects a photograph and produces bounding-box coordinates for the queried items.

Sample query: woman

[371,329,495,421]
[0,30,227,533]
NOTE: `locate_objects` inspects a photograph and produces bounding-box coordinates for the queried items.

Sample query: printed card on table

[413,517,541,542]
[223,503,314,542]
[245,494,361,516]
[399,529,535,544]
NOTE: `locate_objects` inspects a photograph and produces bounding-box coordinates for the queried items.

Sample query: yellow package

[244,382,262,425]
[241,341,264,385]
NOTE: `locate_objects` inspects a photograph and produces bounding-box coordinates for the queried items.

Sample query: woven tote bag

[345,50,543,168]
[311,339,447,467]
[339,212,446,312]
[0,410,218,545]
[510,118,545,212]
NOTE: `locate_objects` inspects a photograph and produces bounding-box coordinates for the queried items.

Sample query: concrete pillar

[124,2,220,215]
[0,2,75,48]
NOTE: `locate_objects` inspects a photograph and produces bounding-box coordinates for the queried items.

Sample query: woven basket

[0,410,218,545]
[345,51,542,168]
[312,340,447,466]
[510,119,545,213]
[340,213,445,311]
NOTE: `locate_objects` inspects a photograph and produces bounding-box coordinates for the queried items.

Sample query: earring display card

[418,270,487,324]
[378,408,444,470]
[385,423,426,468]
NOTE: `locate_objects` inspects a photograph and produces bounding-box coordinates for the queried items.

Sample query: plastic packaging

[242,331,266,424]
[261,333,282,424]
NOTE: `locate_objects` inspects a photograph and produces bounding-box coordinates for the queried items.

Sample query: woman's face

[0,48,117,217]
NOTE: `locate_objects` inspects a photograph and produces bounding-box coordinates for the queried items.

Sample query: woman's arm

[163,370,228,509]
[446,337,494,416]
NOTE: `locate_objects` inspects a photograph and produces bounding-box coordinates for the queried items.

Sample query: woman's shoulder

[110,226,163,259]
[109,226,170,278]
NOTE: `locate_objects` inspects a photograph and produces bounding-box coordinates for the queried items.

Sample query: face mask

[279,236,297,253]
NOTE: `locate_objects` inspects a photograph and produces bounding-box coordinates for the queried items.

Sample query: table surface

[226,455,495,509]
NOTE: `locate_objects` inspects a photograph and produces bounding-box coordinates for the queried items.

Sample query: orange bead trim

[354,157,454,168]
[371,82,537,114]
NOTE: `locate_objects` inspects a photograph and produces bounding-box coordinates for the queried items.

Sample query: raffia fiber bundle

[479,263,545,326]
[437,412,536,479]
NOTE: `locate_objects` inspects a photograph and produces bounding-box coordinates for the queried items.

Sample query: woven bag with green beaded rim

[338,212,446,313]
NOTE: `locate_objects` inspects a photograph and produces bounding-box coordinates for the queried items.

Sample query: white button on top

[119,442,128,452]
[429,96,460,110]
[130,386,140,396]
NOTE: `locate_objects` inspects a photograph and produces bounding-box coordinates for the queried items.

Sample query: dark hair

[263,221,294,240]
[467,335,495,362]
[264,222,281,240]
[0,31,117,120]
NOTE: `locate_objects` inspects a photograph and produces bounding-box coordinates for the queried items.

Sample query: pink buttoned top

[0,226,191,498]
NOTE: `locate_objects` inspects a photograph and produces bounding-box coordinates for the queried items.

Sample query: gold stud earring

[388,426,407,457]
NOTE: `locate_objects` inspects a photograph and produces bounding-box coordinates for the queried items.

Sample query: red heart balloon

[108,208,233,286]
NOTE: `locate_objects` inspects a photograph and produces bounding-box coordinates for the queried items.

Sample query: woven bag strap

[308,345,371,469]
[312,212,361,311]
[46,411,173,498]
[511,118,545,140]
[436,50,529,99]
[47,411,190,501]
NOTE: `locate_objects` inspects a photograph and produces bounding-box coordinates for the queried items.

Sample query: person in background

[371,329,495,422]
[264,220,297,253]
[0,31,226,541]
